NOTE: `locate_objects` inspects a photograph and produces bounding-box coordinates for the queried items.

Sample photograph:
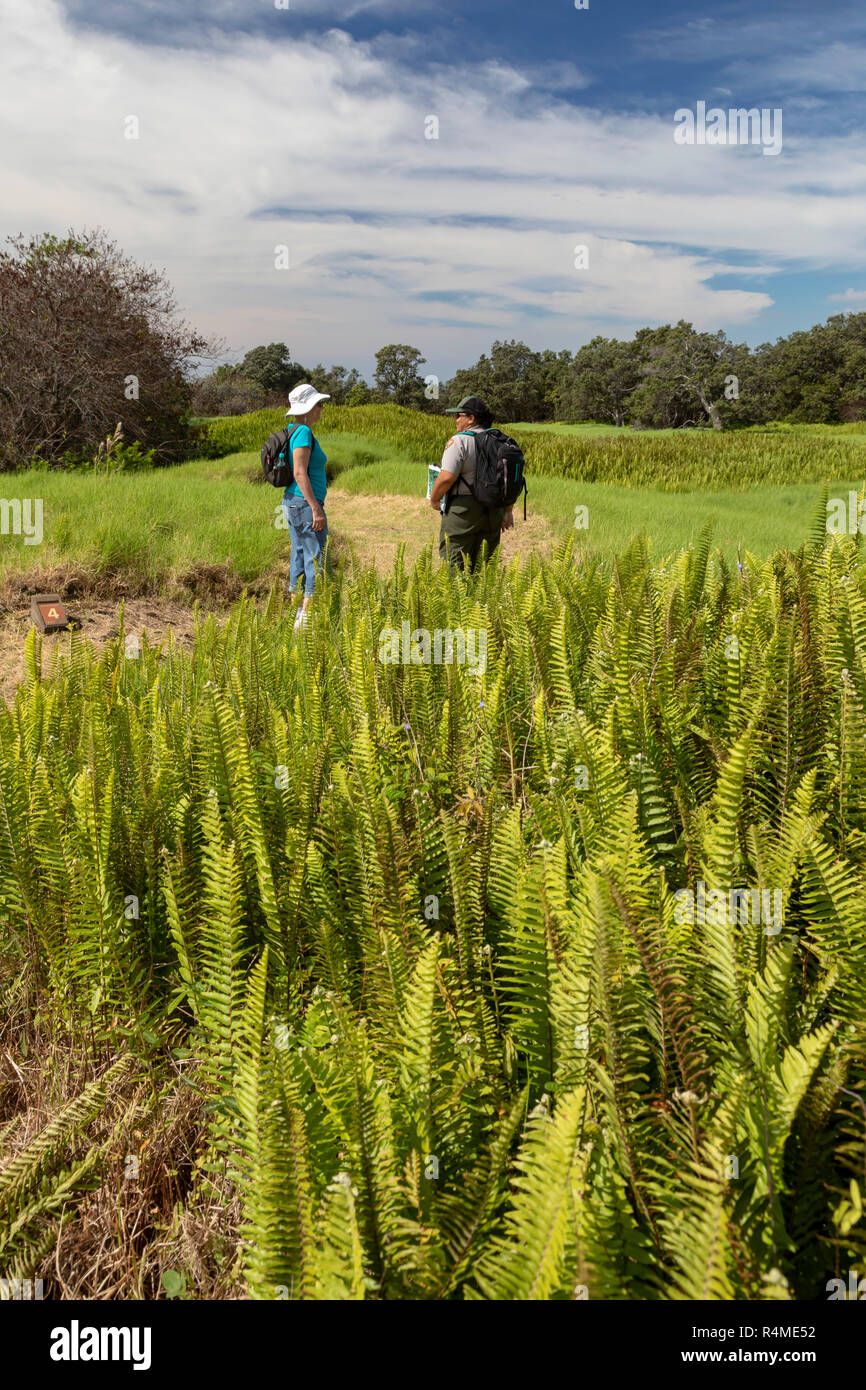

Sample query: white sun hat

[286,383,331,417]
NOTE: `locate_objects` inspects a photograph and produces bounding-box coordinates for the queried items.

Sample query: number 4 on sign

[30,594,70,633]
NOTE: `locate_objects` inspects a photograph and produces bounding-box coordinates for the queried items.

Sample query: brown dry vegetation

[326,489,551,573]
[0,1014,243,1298]
[0,599,200,703]
[0,493,552,704]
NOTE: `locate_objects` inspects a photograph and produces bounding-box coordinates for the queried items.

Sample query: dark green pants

[439,497,505,571]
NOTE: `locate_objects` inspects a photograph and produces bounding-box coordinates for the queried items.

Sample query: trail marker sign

[31,594,70,633]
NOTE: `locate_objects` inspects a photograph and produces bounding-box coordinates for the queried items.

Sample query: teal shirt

[285,424,328,504]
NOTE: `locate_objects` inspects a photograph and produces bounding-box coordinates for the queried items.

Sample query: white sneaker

[294,609,310,632]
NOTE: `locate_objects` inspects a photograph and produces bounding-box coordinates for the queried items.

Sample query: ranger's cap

[445,394,489,417]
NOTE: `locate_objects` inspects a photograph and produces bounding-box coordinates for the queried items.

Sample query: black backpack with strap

[261,423,310,487]
[460,428,528,518]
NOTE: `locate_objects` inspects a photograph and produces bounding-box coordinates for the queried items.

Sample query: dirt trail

[0,599,200,703]
[0,492,552,703]
[326,489,552,571]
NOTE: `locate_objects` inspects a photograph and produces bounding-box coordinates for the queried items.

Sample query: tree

[0,228,213,468]
[374,344,426,407]
[557,337,641,426]
[627,322,745,430]
[446,340,559,422]
[192,366,266,417]
[535,348,574,419]
[239,343,306,397]
[306,364,370,405]
[749,314,866,423]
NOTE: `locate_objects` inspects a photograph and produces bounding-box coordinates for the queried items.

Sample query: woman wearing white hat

[282,383,331,630]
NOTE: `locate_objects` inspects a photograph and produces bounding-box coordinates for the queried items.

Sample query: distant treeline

[4,227,866,473]
[198,319,866,432]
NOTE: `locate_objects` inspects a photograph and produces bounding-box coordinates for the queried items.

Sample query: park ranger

[428,394,514,570]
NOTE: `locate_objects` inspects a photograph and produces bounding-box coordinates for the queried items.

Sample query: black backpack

[460,428,528,518]
[261,423,308,487]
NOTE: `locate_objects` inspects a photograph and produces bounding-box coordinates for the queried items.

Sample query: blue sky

[2,0,866,380]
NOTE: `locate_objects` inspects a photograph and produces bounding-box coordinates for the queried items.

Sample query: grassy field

[331,452,864,560]
[509,419,866,440]
[1,413,864,607]
[1,402,865,1304]
[505,420,629,435]
[199,404,866,488]
[504,420,699,435]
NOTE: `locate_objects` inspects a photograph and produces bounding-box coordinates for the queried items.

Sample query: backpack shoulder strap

[452,429,484,487]
[286,422,314,449]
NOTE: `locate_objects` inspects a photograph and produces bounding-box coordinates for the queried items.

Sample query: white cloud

[726,41,866,94]
[0,0,863,374]
[828,288,866,303]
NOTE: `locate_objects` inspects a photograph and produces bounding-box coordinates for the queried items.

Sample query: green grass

[3,405,866,597]
[0,450,293,595]
[503,420,626,436]
[0,431,408,594]
[320,451,864,560]
[2,424,864,601]
[544,475,866,559]
[201,405,866,491]
[508,419,866,442]
[503,420,709,437]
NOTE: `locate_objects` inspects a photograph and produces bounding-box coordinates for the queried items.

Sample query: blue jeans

[283,496,329,595]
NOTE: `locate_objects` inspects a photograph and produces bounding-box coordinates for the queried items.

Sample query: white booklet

[426,464,441,499]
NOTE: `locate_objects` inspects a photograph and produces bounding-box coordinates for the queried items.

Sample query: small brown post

[30,594,70,634]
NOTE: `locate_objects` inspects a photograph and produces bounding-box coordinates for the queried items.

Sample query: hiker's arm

[291,447,326,530]
[431,435,464,510]
[429,467,458,508]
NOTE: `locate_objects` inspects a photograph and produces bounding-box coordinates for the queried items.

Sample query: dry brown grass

[0,494,551,706]
[325,489,552,574]
[0,979,243,1300]
[0,598,201,703]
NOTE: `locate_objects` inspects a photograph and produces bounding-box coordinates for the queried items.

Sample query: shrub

[192,368,267,419]
[0,229,212,469]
